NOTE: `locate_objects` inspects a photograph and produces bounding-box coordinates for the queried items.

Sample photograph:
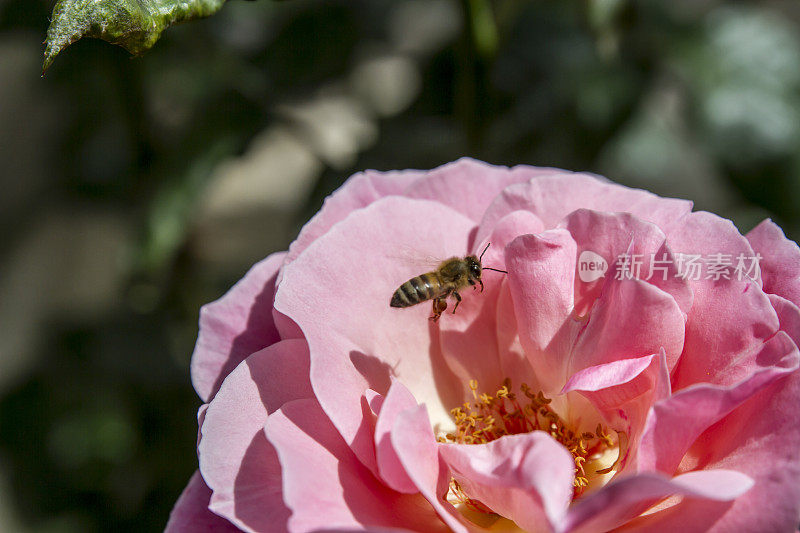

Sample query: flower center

[439,378,621,512]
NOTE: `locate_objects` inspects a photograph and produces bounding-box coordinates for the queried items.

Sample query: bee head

[465,256,482,280]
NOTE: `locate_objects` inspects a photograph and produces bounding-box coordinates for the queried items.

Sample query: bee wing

[387,245,444,270]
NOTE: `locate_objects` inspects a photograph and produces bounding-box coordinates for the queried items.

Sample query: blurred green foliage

[1,0,799,531]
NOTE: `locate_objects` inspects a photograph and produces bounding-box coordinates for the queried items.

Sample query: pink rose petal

[565,469,753,533]
[165,471,240,532]
[561,209,692,317]
[364,388,384,417]
[664,210,778,390]
[405,158,553,225]
[284,168,423,269]
[191,252,286,402]
[769,293,800,346]
[568,276,685,379]
[391,404,471,533]
[747,219,800,307]
[484,210,546,254]
[198,339,312,532]
[505,230,580,392]
[196,403,208,448]
[479,173,693,235]
[476,206,546,256]
[438,432,575,532]
[486,211,547,388]
[671,275,780,390]
[265,398,450,533]
[373,379,419,494]
[563,350,670,473]
[437,210,544,392]
[562,354,658,395]
[495,281,541,390]
[627,371,800,532]
[663,210,762,286]
[637,331,799,475]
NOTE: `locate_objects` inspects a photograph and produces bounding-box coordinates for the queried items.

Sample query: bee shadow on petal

[349,351,393,395]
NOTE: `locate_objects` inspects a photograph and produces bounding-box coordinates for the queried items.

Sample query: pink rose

[167,159,800,532]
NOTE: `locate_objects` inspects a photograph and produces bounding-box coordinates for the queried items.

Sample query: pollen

[440,378,619,499]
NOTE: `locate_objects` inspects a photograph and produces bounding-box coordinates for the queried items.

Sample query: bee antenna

[479,242,491,262]
[483,267,508,274]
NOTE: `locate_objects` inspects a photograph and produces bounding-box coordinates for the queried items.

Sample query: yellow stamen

[442,379,619,502]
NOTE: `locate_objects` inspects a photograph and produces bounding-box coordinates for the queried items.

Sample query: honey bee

[390,243,507,322]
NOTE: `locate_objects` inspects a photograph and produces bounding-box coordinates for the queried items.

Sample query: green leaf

[43,0,227,73]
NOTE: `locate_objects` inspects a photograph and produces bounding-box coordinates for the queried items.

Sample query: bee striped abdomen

[391,272,440,308]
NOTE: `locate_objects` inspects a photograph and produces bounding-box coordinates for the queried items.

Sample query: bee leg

[478,279,484,292]
[430,298,447,322]
[451,291,462,314]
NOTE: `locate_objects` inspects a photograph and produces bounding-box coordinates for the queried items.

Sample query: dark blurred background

[0,0,799,530]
